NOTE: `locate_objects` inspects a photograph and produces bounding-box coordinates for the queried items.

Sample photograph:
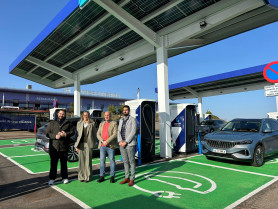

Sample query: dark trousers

[49,150,68,180]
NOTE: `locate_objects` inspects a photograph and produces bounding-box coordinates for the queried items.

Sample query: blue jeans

[100,146,115,177]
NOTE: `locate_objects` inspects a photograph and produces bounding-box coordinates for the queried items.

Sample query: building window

[13,100,19,107]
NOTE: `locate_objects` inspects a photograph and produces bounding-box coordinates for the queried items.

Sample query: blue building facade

[0,87,127,112]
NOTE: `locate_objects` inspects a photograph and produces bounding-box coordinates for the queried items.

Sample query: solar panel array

[14,0,220,82]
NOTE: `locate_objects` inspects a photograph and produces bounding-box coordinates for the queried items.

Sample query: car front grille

[206,140,236,149]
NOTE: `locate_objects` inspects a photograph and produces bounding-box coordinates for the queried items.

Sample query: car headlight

[237,140,253,145]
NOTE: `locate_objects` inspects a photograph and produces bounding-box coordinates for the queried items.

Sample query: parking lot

[1,133,278,209]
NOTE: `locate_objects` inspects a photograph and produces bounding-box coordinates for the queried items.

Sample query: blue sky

[0,0,277,121]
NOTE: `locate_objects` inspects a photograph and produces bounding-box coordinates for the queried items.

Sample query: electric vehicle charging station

[170,104,197,153]
[125,99,156,164]
[49,108,66,120]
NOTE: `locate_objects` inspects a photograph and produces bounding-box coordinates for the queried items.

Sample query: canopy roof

[165,63,269,100]
[9,0,278,89]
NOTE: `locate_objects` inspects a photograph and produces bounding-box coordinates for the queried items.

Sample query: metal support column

[156,36,172,158]
[276,96,278,112]
[198,97,203,122]
[74,74,81,117]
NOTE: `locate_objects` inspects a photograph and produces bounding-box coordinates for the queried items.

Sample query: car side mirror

[263,128,272,133]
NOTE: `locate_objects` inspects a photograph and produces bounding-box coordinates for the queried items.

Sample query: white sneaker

[62,179,69,184]
[48,179,55,185]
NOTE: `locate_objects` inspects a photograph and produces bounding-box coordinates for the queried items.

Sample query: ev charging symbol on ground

[133,171,217,198]
[265,157,278,164]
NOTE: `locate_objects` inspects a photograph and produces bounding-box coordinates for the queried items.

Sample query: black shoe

[110,176,115,183]
[97,176,105,183]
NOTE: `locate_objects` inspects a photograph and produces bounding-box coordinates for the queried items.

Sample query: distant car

[198,119,226,133]
[35,117,103,162]
[201,118,278,167]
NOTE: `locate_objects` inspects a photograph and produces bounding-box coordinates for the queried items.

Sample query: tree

[108,104,117,114]
[69,103,74,112]
[118,105,124,114]
[206,109,212,114]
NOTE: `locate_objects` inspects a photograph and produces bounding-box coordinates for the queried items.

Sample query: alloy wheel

[68,144,79,162]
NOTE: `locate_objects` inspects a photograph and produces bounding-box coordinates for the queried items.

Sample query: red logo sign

[263,61,278,83]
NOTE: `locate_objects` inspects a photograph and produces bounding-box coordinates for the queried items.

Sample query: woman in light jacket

[74,111,97,182]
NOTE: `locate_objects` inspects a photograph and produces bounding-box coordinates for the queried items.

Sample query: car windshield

[222,120,261,132]
[200,121,214,125]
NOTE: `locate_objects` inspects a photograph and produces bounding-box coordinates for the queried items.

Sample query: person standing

[118,105,137,186]
[75,111,97,182]
[97,111,118,183]
[46,109,74,185]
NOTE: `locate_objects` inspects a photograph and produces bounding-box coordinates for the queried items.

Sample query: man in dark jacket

[46,109,74,185]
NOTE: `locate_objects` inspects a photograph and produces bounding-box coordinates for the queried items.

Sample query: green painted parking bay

[0,145,122,174]
[187,154,278,176]
[0,145,45,157]
[0,138,36,146]
[56,159,275,209]
[1,144,278,207]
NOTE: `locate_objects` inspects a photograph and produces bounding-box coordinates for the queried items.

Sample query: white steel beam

[156,36,172,158]
[76,40,155,83]
[16,68,56,88]
[26,0,130,76]
[63,0,260,81]
[94,0,160,48]
[26,56,74,81]
[55,0,264,88]
[74,74,81,117]
[62,0,182,69]
[183,87,200,97]
[171,82,269,100]
[169,39,205,49]
[165,0,264,48]
[41,72,53,80]
[198,97,203,121]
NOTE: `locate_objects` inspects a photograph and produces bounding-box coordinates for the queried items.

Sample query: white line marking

[225,177,278,209]
[0,151,123,175]
[0,152,35,174]
[0,145,34,149]
[186,160,276,178]
[51,185,92,209]
[10,154,48,158]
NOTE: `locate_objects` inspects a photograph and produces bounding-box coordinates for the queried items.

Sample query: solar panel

[124,0,170,20]
[12,0,275,89]
[14,0,222,78]
[32,67,50,77]
[47,73,62,81]
[17,61,36,72]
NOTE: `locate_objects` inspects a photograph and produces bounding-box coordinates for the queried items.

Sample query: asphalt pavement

[1,131,278,209]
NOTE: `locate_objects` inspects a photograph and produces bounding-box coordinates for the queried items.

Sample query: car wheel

[251,145,264,167]
[210,128,214,132]
[68,144,79,162]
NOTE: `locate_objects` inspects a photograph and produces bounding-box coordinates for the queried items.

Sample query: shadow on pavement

[94,194,183,209]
